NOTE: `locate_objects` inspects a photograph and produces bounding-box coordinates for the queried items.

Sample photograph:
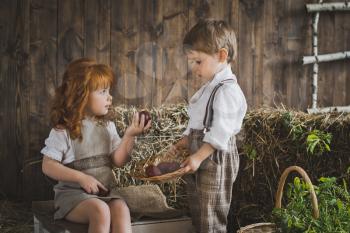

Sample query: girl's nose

[108,94,113,101]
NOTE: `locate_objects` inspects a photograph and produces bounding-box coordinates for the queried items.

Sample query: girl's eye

[196,61,201,65]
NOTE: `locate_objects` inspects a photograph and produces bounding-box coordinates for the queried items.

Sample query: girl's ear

[218,48,228,63]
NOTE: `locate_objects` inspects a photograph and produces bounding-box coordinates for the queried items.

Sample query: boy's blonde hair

[183,19,237,62]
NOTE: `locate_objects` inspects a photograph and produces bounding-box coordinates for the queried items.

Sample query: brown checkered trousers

[184,129,239,233]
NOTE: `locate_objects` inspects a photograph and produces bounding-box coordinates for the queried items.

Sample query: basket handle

[275,166,319,219]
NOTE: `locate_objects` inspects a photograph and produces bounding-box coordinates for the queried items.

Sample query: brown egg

[145,165,162,177]
[98,187,110,197]
[157,162,180,174]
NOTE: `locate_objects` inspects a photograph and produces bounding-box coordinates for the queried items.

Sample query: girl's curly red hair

[50,58,114,139]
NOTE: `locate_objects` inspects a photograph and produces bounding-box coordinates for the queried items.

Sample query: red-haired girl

[41,58,150,233]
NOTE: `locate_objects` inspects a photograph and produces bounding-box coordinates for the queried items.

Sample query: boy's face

[187,50,224,84]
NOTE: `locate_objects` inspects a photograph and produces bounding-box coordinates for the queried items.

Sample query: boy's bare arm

[181,142,215,173]
[193,142,215,161]
[174,136,189,149]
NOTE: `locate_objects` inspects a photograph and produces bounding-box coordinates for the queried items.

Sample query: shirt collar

[189,65,236,104]
[208,64,236,88]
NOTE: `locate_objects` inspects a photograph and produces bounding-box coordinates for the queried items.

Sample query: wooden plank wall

[0,0,349,202]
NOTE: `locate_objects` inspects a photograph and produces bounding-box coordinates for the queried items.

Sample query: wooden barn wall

[0,0,349,200]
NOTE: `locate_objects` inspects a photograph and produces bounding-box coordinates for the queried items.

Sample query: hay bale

[107,104,189,209]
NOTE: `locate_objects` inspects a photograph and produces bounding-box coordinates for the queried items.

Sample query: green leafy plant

[306,130,332,155]
[282,112,305,141]
[243,144,257,160]
[272,177,350,233]
[281,113,333,156]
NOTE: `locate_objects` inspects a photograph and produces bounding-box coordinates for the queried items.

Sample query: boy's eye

[188,60,201,66]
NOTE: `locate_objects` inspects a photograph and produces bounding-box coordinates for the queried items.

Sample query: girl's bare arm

[42,156,107,193]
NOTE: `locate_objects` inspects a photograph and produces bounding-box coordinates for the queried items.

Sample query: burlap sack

[111,184,183,220]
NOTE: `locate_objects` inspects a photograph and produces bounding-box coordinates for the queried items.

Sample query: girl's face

[187,50,224,84]
[86,86,112,116]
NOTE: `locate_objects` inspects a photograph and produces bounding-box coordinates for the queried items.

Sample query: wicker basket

[237,166,319,233]
[131,147,189,182]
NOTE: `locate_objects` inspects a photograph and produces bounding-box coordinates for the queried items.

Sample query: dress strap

[203,78,235,133]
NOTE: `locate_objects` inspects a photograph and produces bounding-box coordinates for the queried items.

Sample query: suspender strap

[203,78,235,133]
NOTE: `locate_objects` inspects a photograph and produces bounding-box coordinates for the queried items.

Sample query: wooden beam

[307,105,350,114]
[306,2,350,12]
[303,51,350,65]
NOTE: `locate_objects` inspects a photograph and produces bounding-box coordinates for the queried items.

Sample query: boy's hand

[125,112,151,137]
[78,173,108,195]
[166,145,179,156]
[180,154,203,173]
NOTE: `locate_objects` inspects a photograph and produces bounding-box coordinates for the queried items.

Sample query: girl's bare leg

[109,199,132,233]
[65,198,111,233]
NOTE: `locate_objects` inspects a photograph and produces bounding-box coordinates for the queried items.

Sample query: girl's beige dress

[41,119,122,220]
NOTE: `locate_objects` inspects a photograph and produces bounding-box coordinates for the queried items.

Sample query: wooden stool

[32,201,193,233]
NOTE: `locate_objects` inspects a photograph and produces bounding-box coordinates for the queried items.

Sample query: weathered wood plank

[136,0,154,107]
[260,0,277,107]
[57,0,84,79]
[158,0,188,104]
[332,12,347,106]
[283,0,307,109]
[251,1,264,107]
[187,0,208,98]
[111,0,142,106]
[345,14,350,105]
[15,0,31,199]
[25,0,58,200]
[152,0,164,107]
[229,0,239,74]
[0,0,29,198]
[84,0,111,65]
[318,11,336,107]
[238,0,265,107]
[295,0,312,110]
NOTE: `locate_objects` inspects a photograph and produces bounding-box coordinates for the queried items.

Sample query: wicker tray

[237,166,319,233]
[131,147,189,182]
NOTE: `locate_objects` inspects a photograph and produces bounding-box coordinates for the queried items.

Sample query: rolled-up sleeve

[203,84,247,151]
[182,124,191,136]
[40,129,69,162]
[107,121,122,152]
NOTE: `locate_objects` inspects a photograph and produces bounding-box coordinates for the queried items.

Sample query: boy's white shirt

[183,65,247,151]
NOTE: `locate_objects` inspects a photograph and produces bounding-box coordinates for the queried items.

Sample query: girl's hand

[124,112,151,137]
[79,173,108,195]
[180,154,203,173]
